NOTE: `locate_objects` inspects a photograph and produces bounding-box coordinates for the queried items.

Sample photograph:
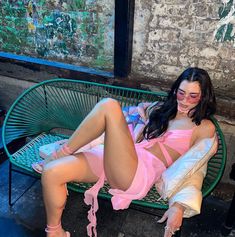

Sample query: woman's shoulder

[199,119,215,131]
[195,119,216,140]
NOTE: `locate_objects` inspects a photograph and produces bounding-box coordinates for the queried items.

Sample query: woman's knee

[98,98,121,114]
[41,163,63,186]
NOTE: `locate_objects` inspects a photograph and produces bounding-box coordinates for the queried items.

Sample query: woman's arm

[158,164,207,237]
[193,119,216,144]
[156,121,217,236]
[168,164,207,217]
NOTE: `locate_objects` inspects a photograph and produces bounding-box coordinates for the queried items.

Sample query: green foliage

[67,0,86,11]
[38,0,47,7]
[91,55,113,70]
[0,1,28,52]
[0,0,113,70]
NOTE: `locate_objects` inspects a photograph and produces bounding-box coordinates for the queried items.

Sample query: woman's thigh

[101,100,138,191]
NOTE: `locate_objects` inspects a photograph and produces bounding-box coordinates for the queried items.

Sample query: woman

[36,67,216,237]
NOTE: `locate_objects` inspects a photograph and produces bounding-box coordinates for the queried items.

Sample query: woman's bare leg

[56,98,138,189]
[42,98,138,236]
[41,154,99,237]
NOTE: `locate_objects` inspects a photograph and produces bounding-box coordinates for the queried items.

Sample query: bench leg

[8,162,13,206]
[8,162,38,206]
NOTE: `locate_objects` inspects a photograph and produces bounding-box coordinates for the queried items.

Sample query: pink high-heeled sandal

[45,222,70,237]
[39,139,69,159]
[52,143,74,159]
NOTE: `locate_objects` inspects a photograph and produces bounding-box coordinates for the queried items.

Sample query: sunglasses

[176,90,201,104]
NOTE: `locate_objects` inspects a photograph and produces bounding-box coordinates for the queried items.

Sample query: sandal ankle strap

[52,151,58,159]
[52,143,73,159]
[45,222,61,233]
[61,143,73,155]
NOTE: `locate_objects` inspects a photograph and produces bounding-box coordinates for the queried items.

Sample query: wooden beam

[114,0,135,78]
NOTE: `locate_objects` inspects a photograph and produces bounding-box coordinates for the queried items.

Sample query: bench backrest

[2,79,226,198]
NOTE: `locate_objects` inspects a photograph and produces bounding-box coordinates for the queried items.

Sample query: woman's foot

[32,156,55,174]
[39,139,68,159]
[32,141,73,174]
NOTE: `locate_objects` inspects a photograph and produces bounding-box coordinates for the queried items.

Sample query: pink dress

[83,128,194,237]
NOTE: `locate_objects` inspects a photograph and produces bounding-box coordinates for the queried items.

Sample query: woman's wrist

[172,202,186,213]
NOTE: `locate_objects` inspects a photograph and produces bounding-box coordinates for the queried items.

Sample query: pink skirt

[83,144,166,237]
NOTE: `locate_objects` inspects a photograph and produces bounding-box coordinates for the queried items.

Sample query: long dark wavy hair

[143,67,216,140]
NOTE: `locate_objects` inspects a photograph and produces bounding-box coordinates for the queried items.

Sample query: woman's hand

[157,202,185,237]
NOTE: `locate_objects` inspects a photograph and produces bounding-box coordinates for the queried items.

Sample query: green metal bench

[2,79,226,235]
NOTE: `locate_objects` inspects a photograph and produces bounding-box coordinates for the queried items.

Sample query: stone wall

[0,0,235,119]
[132,0,235,119]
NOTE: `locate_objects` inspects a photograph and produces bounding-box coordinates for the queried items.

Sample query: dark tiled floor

[0,159,235,237]
[0,217,43,237]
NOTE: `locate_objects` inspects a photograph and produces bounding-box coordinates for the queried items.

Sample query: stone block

[217,46,232,60]
[179,29,206,42]
[198,57,220,70]
[207,3,220,18]
[134,9,151,32]
[178,54,198,67]
[187,46,201,56]
[199,47,219,57]
[189,3,208,17]
[166,4,189,16]
[216,98,232,118]
[210,71,223,82]
[195,19,214,32]
[132,33,148,57]
[159,16,194,30]
[165,0,186,3]
[148,29,180,42]
[151,3,167,16]
[158,65,181,75]
[159,54,178,66]
[219,60,235,74]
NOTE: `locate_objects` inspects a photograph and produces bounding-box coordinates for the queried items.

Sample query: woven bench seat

[11,132,168,208]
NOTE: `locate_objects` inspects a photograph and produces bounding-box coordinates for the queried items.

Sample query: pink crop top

[140,128,195,167]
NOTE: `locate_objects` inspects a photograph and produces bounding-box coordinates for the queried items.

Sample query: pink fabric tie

[84,172,105,237]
